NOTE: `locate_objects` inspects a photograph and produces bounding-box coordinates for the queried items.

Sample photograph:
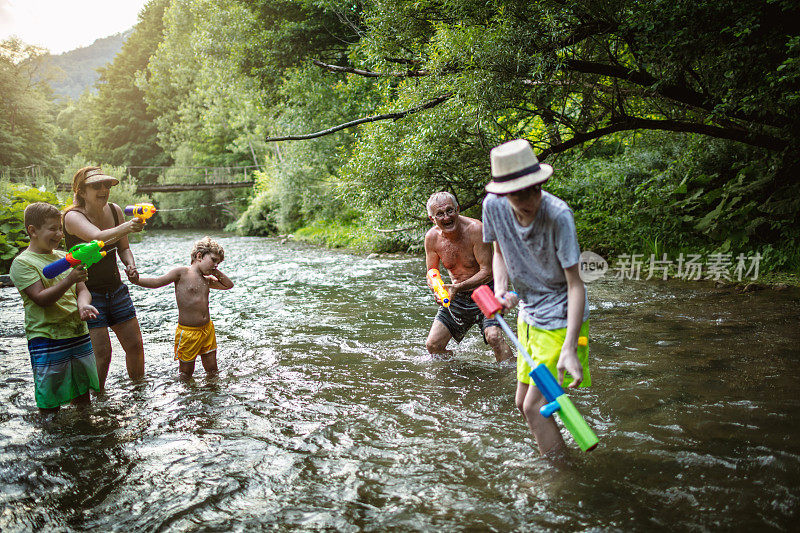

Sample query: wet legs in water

[484,325,513,363]
[37,391,90,415]
[90,316,145,390]
[427,319,513,362]
[515,380,566,456]
[426,320,454,356]
[178,350,218,380]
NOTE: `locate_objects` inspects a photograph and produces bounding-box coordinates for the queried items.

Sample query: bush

[294,219,403,252]
[0,180,63,273]
[228,188,278,235]
[548,132,800,274]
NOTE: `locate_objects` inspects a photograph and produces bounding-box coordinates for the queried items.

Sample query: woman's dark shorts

[434,290,500,343]
[87,284,137,329]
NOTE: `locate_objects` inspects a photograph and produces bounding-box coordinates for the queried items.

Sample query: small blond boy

[9,202,100,413]
[129,236,233,379]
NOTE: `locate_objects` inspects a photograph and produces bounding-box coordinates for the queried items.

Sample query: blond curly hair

[191,236,225,263]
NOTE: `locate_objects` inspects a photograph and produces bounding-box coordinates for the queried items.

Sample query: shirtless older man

[424,192,512,362]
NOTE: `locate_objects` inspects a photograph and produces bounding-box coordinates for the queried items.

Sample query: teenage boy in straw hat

[424,191,513,362]
[481,139,591,456]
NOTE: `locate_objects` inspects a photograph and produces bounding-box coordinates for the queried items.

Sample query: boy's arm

[133,267,183,289]
[23,267,88,307]
[76,282,99,321]
[557,263,586,388]
[492,242,518,310]
[207,268,234,289]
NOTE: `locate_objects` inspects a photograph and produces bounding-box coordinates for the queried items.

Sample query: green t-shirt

[9,249,89,340]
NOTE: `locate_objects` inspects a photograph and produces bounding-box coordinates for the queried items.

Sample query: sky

[0,0,150,55]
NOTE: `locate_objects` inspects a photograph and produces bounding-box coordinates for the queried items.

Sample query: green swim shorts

[516,317,591,388]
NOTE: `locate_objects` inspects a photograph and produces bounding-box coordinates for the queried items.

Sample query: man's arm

[424,229,442,286]
[557,263,586,388]
[207,268,234,290]
[424,230,441,272]
[133,267,183,289]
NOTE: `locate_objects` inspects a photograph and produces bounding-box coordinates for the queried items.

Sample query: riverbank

[285,220,800,290]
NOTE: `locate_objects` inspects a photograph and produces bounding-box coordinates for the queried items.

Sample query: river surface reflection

[0,230,798,531]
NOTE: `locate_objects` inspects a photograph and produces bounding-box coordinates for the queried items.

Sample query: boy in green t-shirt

[9,202,100,413]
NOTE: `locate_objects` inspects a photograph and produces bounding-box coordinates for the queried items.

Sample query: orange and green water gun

[43,240,106,279]
[426,268,451,307]
[471,285,599,452]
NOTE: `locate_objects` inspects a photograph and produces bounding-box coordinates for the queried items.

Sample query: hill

[43,30,131,99]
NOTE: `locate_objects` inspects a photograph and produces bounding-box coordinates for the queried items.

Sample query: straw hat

[83,168,119,186]
[486,139,552,194]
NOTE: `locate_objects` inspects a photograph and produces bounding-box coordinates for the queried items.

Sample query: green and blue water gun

[471,285,599,452]
[43,240,106,279]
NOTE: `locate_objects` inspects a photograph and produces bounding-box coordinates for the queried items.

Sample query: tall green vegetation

[1,0,798,273]
[80,0,171,178]
[231,0,800,270]
[0,38,61,172]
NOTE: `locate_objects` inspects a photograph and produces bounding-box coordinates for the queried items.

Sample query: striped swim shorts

[28,334,100,408]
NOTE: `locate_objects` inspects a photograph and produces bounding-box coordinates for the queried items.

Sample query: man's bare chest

[436,237,477,269]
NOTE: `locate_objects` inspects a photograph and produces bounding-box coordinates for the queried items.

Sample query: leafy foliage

[79,0,171,177]
[230,0,800,267]
[0,38,60,171]
[0,179,62,273]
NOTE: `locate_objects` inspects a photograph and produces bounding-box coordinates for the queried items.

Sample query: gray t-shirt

[483,191,589,329]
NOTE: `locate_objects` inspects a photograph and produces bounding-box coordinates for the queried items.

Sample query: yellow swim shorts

[174,321,217,362]
[516,316,591,388]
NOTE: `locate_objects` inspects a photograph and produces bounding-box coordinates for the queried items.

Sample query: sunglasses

[88,181,114,191]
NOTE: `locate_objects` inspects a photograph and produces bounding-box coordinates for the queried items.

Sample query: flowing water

[0,231,798,531]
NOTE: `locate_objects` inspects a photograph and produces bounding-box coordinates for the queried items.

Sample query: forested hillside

[39,32,129,99]
[2,0,799,275]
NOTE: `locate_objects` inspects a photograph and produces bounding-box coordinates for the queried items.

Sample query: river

[0,230,798,531]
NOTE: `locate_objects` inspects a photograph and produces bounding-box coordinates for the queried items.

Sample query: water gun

[43,240,106,279]
[471,285,599,451]
[427,268,451,307]
[124,203,157,224]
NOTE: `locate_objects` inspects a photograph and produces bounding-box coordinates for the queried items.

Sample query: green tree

[239,0,800,228]
[80,0,171,179]
[0,38,60,171]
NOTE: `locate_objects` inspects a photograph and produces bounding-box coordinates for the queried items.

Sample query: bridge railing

[1,165,51,188]
[3,165,260,193]
[128,165,261,185]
